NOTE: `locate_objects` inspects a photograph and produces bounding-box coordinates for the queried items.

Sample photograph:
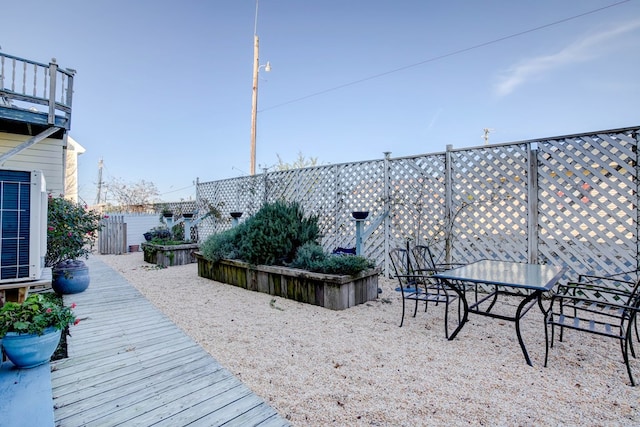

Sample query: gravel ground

[96,253,640,426]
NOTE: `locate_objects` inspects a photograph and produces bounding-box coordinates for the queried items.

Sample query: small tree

[106,178,160,212]
[45,195,103,267]
[276,152,319,170]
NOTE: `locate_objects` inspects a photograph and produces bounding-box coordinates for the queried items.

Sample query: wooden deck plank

[55,362,231,424]
[52,348,213,401]
[80,373,244,426]
[51,256,289,427]
[183,394,280,427]
[52,337,198,379]
[109,381,250,427]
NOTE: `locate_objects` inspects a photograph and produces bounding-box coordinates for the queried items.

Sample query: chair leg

[443,298,449,339]
[544,314,551,367]
[399,295,406,327]
[623,330,635,386]
[631,317,639,359]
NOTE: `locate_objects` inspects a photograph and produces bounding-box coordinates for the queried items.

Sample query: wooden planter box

[142,242,199,267]
[195,253,379,310]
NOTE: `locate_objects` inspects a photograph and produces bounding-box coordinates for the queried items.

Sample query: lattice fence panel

[195,177,249,237]
[264,166,343,249]
[333,161,386,261]
[230,175,265,217]
[537,130,638,278]
[388,154,447,257]
[192,126,640,280]
[450,144,530,264]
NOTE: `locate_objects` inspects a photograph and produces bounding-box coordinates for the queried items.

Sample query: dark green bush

[200,227,243,263]
[290,242,375,275]
[237,201,319,265]
[201,201,319,266]
[200,201,374,275]
[289,241,326,271]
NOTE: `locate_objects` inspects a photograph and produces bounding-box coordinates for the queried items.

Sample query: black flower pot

[352,211,369,220]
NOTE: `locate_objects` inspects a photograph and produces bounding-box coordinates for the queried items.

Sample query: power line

[259,0,631,113]
[159,184,195,196]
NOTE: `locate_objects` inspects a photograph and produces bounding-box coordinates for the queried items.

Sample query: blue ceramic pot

[1,327,62,368]
[52,260,90,294]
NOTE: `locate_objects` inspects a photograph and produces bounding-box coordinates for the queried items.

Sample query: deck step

[0,360,54,427]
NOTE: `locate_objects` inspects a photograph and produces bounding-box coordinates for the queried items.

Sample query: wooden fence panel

[99,216,127,255]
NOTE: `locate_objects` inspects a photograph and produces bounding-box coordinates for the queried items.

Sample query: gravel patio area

[97,253,640,426]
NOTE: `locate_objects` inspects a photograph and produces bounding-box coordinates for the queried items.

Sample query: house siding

[0,132,65,196]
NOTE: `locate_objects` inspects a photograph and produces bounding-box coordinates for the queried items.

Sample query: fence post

[383,152,391,278]
[635,130,640,272]
[445,145,453,264]
[527,142,539,264]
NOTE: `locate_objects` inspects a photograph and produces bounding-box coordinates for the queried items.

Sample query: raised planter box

[142,242,199,267]
[195,253,380,310]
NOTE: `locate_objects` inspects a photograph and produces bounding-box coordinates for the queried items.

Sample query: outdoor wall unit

[0,169,47,282]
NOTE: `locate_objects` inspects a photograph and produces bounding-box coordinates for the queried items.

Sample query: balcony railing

[0,52,75,129]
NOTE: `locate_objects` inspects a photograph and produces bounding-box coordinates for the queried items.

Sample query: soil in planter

[52,329,68,360]
[49,292,69,361]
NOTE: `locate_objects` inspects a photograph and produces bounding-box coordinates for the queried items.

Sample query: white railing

[0,52,75,128]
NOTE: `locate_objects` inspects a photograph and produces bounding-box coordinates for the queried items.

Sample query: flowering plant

[45,195,103,268]
[0,293,78,336]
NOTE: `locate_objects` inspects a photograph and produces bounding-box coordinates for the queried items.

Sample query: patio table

[433,259,567,366]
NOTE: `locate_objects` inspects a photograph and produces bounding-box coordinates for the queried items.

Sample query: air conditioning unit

[0,169,47,283]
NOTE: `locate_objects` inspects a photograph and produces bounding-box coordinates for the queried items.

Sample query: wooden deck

[50,256,290,426]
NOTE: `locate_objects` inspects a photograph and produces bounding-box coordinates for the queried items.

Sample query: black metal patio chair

[389,246,459,338]
[544,274,640,386]
[411,244,475,304]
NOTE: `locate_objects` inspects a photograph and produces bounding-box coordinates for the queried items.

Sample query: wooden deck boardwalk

[50,257,290,427]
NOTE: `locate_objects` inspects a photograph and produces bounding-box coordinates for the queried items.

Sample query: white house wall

[0,131,64,196]
[65,136,85,203]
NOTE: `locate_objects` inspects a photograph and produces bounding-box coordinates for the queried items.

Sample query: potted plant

[0,293,78,368]
[45,195,103,294]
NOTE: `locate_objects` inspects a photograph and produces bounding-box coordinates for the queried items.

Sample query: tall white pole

[250,34,259,176]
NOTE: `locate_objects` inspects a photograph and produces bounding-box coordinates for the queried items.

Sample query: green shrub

[202,201,318,266]
[200,227,243,263]
[236,201,319,265]
[290,242,375,275]
[201,201,374,275]
[289,242,327,271]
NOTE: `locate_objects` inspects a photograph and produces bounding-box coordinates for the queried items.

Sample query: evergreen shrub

[200,201,374,275]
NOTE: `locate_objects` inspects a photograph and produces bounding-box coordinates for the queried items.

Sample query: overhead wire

[259,0,631,113]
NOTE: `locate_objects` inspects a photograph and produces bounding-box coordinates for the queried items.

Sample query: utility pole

[483,128,494,145]
[95,157,104,205]
[250,29,259,175]
[250,0,270,175]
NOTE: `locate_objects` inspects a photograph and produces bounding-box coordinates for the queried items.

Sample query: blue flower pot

[52,260,90,294]
[1,327,62,368]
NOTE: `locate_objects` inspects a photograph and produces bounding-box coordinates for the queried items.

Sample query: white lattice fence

[387,153,447,256]
[194,126,640,284]
[448,143,530,264]
[536,130,638,276]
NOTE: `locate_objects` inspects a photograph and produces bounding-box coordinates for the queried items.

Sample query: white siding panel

[0,132,64,195]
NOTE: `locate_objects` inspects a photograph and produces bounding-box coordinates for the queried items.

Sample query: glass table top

[434,259,567,291]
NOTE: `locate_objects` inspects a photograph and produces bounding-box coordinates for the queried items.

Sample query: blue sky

[2,0,639,204]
